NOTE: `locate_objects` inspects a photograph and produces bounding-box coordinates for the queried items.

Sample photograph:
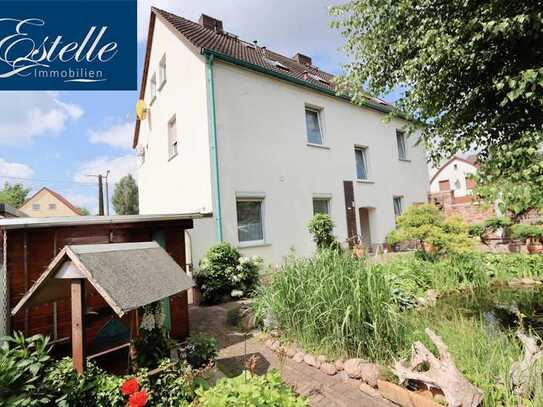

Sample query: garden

[249,206,543,406]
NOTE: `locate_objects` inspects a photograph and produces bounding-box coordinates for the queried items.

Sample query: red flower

[129,391,149,407]
[121,378,140,395]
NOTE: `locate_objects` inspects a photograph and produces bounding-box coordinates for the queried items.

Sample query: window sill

[399,158,411,163]
[168,153,178,162]
[237,242,271,249]
[158,80,166,91]
[306,143,330,150]
[356,179,375,184]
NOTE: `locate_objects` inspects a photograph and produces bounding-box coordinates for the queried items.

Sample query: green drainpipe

[205,53,223,242]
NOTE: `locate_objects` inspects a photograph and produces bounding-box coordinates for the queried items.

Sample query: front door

[359,208,372,247]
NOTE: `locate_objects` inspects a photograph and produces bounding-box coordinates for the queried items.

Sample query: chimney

[199,14,223,32]
[293,53,312,66]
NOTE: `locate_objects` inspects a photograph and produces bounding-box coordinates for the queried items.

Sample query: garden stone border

[263,334,444,407]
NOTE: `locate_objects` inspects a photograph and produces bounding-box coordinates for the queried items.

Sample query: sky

[0,0,400,214]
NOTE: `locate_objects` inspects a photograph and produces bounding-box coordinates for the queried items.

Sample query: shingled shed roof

[12,242,194,317]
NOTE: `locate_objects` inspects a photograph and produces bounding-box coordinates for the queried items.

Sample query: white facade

[137,16,429,268]
[429,157,477,198]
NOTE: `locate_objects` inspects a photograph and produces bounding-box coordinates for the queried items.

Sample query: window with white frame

[48,203,56,210]
[305,107,323,145]
[236,198,264,243]
[355,146,369,180]
[393,196,404,217]
[396,130,407,160]
[168,116,178,159]
[312,198,330,215]
[32,204,40,210]
[150,73,157,102]
[159,55,167,89]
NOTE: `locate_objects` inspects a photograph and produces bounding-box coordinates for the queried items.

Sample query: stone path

[189,302,393,407]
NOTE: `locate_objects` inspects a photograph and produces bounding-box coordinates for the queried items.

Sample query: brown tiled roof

[22,187,83,216]
[133,7,394,147]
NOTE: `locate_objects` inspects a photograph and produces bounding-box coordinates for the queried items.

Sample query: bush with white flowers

[195,243,262,304]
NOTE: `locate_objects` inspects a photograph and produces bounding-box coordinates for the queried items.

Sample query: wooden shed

[12,242,194,373]
[0,213,207,351]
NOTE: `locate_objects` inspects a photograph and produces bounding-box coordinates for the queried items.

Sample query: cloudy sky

[0,0,394,214]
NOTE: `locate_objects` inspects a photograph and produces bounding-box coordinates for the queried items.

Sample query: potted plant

[511,224,543,254]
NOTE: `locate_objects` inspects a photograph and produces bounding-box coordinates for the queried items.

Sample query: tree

[0,182,30,208]
[77,207,91,216]
[331,1,543,184]
[112,175,139,215]
[474,176,543,223]
[385,204,473,256]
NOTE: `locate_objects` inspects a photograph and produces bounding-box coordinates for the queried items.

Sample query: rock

[317,355,327,363]
[304,354,321,368]
[265,339,275,349]
[241,313,256,331]
[293,352,305,363]
[359,363,380,387]
[320,362,337,376]
[426,289,438,307]
[270,329,280,337]
[270,341,281,352]
[284,344,298,358]
[359,382,381,398]
[335,359,344,371]
[344,358,366,378]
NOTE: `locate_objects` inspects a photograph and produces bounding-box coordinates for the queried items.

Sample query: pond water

[436,287,543,336]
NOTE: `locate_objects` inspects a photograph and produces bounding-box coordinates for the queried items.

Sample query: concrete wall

[137,18,213,218]
[19,190,79,217]
[209,61,429,265]
[430,158,477,197]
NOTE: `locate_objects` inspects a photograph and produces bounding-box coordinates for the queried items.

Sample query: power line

[0,174,95,187]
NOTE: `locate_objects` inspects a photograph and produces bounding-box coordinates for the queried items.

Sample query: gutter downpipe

[205,53,223,242]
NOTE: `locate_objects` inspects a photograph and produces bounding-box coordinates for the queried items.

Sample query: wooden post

[71,279,86,374]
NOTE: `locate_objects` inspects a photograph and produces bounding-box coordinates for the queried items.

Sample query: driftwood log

[393,328,484,407]
[511,331,543,397]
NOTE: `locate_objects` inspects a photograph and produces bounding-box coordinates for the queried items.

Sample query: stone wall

[428,191,494,225]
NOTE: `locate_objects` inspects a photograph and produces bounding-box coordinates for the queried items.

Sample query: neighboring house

[429,155,478,201]
[19,187,82,217]
[0,204,27,218]
[134,8,429,267]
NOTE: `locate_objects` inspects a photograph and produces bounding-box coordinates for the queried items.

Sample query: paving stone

[189,302,392,407]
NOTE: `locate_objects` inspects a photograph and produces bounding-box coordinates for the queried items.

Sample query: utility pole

[98,175,104,216]
[104,170,110,216]
[86,174,106,216]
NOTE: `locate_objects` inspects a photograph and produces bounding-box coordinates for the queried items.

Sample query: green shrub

[0,332,55,406]
[511,224,543,242]
[307,213,338,250]
[185,334,218,369]
[153,359,207,406]
[46,358,127,407]
[388,204,474,256]
[196,243,262,304]
[259,249,409,361]
[134,302,172,369]
[195,370,307,406]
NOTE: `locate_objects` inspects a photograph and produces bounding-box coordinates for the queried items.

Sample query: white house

[133,8,429,268]
[429,156,478,199]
